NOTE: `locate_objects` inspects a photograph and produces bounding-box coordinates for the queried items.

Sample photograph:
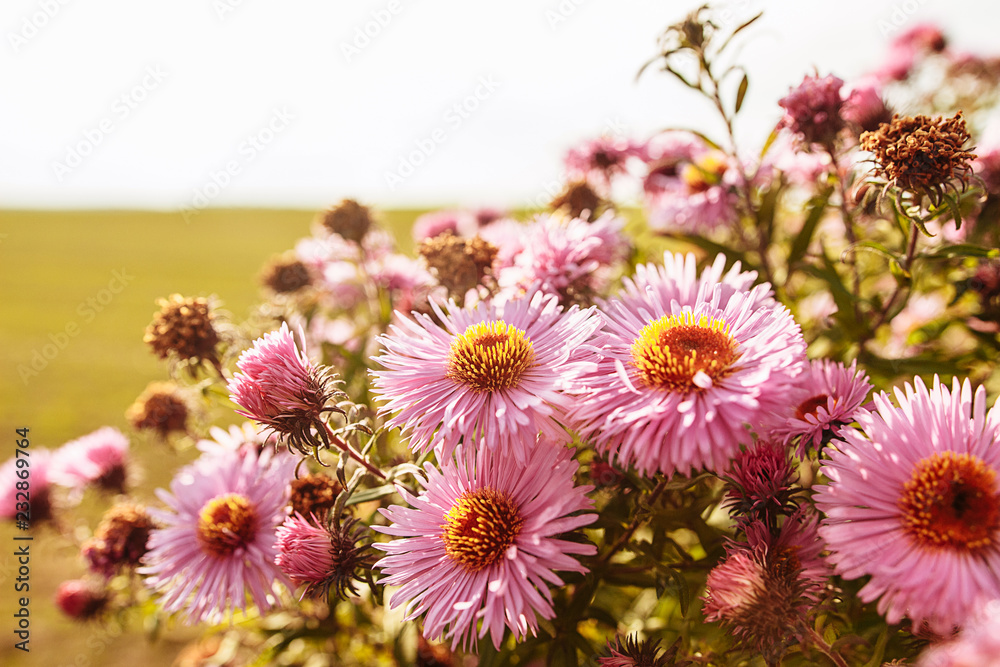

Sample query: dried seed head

[82,503,156,577]
[319,199,373,243]
[144,294,222,371]
[550,180,604,220]
[419,231,498,300]
[126,381,191,438]
[288,472,343,521]
[260,256,314,293]
[861,112,976,207]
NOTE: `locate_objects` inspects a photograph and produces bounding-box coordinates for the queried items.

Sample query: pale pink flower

[50,426,129,492]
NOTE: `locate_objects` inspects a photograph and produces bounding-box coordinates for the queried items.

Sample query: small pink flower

[564,136,650,190]
[778,74,845,147]
[0,448,54,523]
[275,512,370,600]
[50,426,129,492]
[228,323,339,456]
[918,600,1000,667]
[55,579,110,621]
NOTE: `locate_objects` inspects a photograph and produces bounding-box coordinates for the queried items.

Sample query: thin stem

[322,422,386,481]
[595,477,670,569]
[827,144,863,327]
[868,221,920,335]
[803,626,849,667]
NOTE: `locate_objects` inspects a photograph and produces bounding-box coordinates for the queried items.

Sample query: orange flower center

[445,320,536,392]
[898,451,1000,552]
[196,493,258,558]
[441,488,524,572]
[631,313,740,392]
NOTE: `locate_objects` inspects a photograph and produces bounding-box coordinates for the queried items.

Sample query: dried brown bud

[861,112,976,207]
[319,199,373,243]
[260,256,314,293]
[289,472,343,521]
[82,503,156,577]
[418,231,498,300]
[550,180,604,220]
[126,381,190,438]
[144,294,221,371]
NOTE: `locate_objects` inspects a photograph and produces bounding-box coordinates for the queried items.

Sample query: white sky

[1,0,997,210]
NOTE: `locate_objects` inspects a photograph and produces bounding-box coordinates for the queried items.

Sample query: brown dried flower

[418,231,498,300]
[319,199,373,243]
[288,472,343,520]
[260,256,314,293]
[860,112,976,208]
[82,503,156,577]
[550,180,604,220]
[144,294,222,372]
[126,381,191,438]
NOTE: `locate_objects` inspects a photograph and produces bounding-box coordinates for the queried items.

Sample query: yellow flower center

[682,150,729,193]
[196,493,259,558]
[445,320,536,392]
[898,451,1000,552]
[631,313,739,392]
[441,488,524,572]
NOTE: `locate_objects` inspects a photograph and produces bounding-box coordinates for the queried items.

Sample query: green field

[0,208,422,667]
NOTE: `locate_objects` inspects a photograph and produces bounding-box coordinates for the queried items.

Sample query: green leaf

[345,484,397,505]
[657,127,723,151]
[920,243,1000,260]
[734,72,749,114]
[788,186,833,267]
[718,11,763,53]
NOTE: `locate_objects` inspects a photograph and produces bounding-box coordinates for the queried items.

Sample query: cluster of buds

[144,294,223,375]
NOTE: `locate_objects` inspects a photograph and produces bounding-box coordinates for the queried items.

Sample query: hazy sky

[2,0,996,209]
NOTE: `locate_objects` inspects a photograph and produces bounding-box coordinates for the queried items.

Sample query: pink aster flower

[918,599,1000,667]
[842,78,893,135]
[723,440,799,528]
[140,445,296,624]
[1,447,54,523]
[50,426,129,493]
[373,439,597,651]
[55,579,110,621]
[564,135,650,190]
[228,322,339,456]
[569,274,805,477]
[644,145,740,234]
[411,209,480,242]
[495,212,629,305]
[372,290,603,462]
[770,359,872,456]
[815,376,1000,634]
[778,74,845,148]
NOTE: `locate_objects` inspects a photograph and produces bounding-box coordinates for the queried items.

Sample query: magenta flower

[570,273,805,477]
[778,74,845,148]
[723,440,799,528]
[495,212,629,304]
[228,322,339,456]
[50,426,129,492]
[140,446,297,624]
[770,359,872,456]
[372,290,603,462]
[54,579,109,621]
[815,376,1000,634]
[373,439,596,651]
[564,135,650,190]
[1,447,54,523]
[275,512,370,600]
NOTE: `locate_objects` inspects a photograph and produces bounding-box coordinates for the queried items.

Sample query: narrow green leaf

[718,11,763,52]
[734,72,749,114]
[345,484,397,505]
[920,243,1000,260]
[788,186,833,267]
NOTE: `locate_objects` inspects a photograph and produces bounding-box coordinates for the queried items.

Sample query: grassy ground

[0,208,421,667]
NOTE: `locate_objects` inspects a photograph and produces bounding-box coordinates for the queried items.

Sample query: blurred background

[1,1,997,665]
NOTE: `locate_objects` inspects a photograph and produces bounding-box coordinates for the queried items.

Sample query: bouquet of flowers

[13,5,1000,666]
